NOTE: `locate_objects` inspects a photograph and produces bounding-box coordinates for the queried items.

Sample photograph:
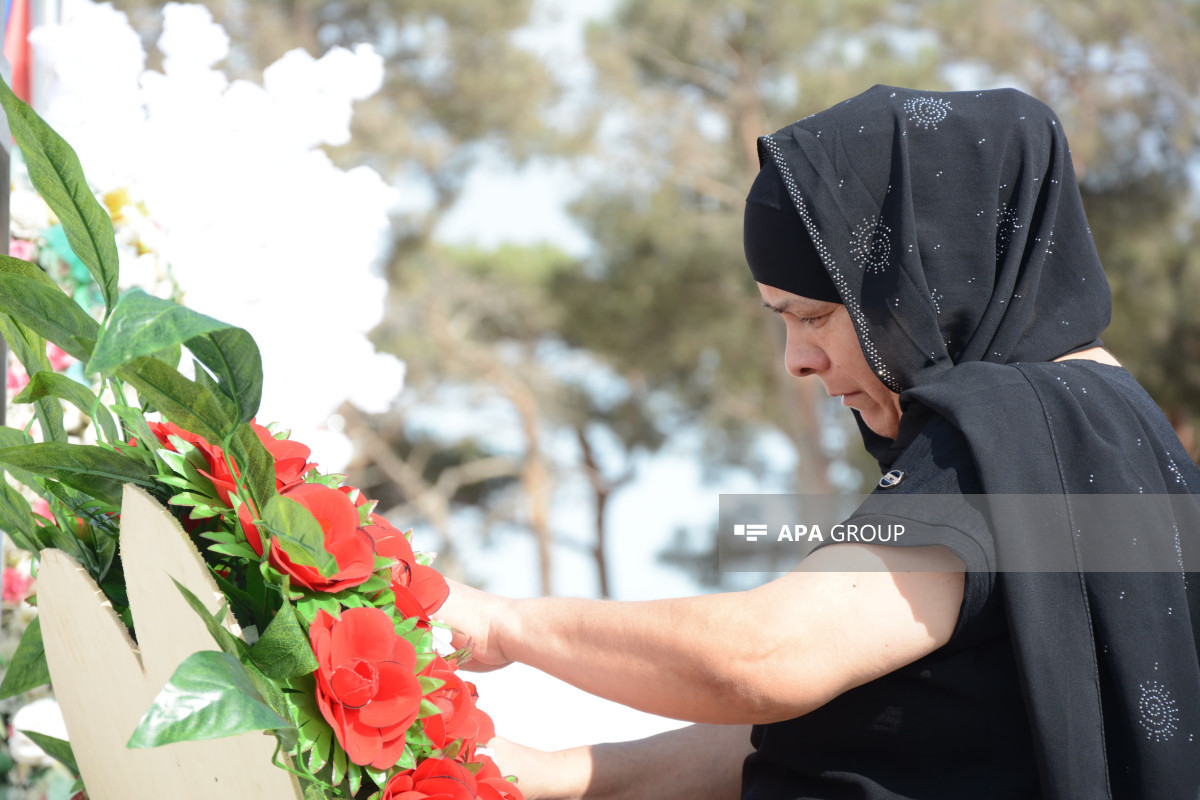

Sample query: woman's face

[758,282,903,439]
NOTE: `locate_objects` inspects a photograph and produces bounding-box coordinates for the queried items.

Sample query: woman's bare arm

[439,542,965,724]
[491,724,753,800]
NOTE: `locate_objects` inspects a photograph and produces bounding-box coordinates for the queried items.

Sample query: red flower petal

[284,483,359,536]
[340,708,384,766]
[410,565,449,615]
[331,659,379,708]
[237,502,265,557]
[369,730,413,772]
[392,583,431,627]
[356,661,421,728]
[330,607,400,667]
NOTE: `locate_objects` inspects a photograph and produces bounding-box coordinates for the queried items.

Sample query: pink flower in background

[7,364,29,393]
[47,344,73,371]
[5,343,74,393]
[32,499,52,521]
[9,238,36,261]
[3,567,35,604]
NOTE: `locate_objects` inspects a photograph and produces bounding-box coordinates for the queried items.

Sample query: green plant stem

[270,740,347,798]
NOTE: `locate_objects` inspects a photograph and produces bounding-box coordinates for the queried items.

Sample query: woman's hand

[436,578,514,671]
[487,737,587,800]
[485,725,751,800]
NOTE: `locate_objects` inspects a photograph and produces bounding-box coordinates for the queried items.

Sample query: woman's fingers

[436,578,515,671]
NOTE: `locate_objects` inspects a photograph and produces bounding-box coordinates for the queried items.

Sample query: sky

[434,0,608,256]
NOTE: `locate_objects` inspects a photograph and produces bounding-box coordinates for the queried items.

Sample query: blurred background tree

[102,0,1200,594]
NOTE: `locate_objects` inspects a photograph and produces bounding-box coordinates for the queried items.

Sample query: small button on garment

[878,469,905,489]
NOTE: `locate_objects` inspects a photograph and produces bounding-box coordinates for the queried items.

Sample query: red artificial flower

[475,755,525,800]
[252,420,315,492]
[151,420,238,506]
[152,419,317,506]
[366,515,449,619]
[381,757,478,800]
[420,656,495,758]
[310,607,424,769]
[239,483,375,592]
[339,485,373,509]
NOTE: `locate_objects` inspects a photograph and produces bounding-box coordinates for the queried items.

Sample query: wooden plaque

[37,484,304,800]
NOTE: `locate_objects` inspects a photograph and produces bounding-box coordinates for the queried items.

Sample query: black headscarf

[753,85,1200,798]
[744,161,840,303]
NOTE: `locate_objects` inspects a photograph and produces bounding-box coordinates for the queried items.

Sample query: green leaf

[331,741,348,787]
[404,723,432,753]
[0,77,119,311]
[17,731,79,775]
[171,579,250,662]
[117,357,233,443]
[127,650,296,748]
[0,257,99,361]
[0,443,154,508]
[155,342,183,369]
[0,427,32,450]
[417,676,445,695]
[303,781,332,800]
[193,364,238,424]
[418,698,443,719]
[227,422,276,517]
[357,573,390,594]
[187,327,263,427]
[168,491,220,509]
[207,542,261,559]
[90,397,121,445]
[0,314,66,442]
[14,371,100,420]
[212,570,269,642]
[413,651,436,674]
[441,738,464,762]
[348,761,362,796]
[308,730,334,775]
[0,617,50,699]
[86,289,226,374]
[249,597,319,680]
[364,766,389,791]
[393,744,416,771]
[0,476,38,551]
[9,369,115,456]
[111,402,157,454]
[262,495,337,577]
[283,677,337,776]
[163,435,207,471]
[295,594,340,624]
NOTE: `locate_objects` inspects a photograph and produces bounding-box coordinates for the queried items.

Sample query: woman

[439,85,1200,799]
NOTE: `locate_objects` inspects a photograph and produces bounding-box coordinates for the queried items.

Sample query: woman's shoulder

[884,410,983,496]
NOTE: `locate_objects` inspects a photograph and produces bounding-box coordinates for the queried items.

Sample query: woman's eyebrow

[761,299,819,315]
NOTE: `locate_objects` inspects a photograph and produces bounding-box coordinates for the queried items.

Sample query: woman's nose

[784,329,827,378]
